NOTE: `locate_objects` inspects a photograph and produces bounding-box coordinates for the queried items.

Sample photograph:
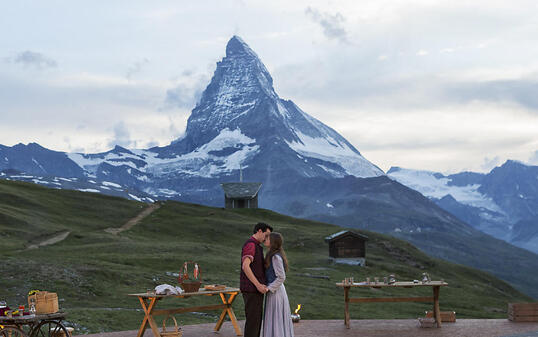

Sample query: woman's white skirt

[262,284,294,337]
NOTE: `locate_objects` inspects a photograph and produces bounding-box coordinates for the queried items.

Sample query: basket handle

[179,261,202,283]
[162,315,179,333]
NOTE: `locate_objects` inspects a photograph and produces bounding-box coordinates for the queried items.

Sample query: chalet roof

[325,230,369,243]
[220,182,262,199]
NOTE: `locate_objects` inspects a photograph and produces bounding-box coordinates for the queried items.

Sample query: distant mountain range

[388,160,538,254]
[1,36,538,298]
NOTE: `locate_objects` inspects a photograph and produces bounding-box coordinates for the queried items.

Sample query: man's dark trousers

[243,292,264,337]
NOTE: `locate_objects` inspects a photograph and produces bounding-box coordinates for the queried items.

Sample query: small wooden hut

[325,230,368,265]
[220,182,262,209]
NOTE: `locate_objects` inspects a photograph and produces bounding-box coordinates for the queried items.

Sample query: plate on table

[204,284,226,291]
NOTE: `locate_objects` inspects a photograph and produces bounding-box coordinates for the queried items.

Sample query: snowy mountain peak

[387,166,402,174]
[160,35,384,178]
[112,145,134,154]
[168,36,276,153]
[497,160,527,170]
[226,36,257,58]
[221,35,273,91]
[0,36,384,205]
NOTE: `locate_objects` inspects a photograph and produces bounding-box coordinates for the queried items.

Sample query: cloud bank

[305,7,349,44]
[0,0,537,173]
[10,50,57,69]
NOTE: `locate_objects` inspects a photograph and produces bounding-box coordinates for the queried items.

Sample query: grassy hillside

[265,175,538,299]
[0,180,532,333]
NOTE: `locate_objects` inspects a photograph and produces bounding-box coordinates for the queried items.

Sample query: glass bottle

[0,300,7,316]
[29,298,36,316]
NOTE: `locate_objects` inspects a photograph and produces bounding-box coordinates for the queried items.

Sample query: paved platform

[78,319,538,337]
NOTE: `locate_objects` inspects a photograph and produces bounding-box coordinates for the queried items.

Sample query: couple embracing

[240,223,294,337]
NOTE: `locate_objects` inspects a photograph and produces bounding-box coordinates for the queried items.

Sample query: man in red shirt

[240,222,273,337]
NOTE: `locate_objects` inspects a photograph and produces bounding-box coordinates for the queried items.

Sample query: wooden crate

[508,303,538,322]
[28,291,59,314]
[425,311,456,322]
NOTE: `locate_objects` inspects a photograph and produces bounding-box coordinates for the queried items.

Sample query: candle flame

[294,304,302,314]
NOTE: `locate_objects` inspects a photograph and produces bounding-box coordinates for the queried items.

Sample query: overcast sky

[1,0,537,173]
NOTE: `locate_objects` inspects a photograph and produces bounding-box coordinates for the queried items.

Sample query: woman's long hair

[265,232,289,272]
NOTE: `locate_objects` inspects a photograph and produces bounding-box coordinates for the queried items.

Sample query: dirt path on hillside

[27,231,71,250]
[104,203,161,235]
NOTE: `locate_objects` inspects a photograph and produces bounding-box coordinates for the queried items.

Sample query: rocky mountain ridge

[388,160,538,253]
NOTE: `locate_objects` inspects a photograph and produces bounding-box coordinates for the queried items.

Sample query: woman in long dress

[262,232,294,337]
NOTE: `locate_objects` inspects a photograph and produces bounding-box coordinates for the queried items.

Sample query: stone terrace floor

[79,319,538,337]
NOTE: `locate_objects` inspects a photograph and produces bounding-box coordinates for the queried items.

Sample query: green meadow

[0,180,531,333]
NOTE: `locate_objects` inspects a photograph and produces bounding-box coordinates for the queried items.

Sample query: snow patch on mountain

[144,128,259,178]
[388,168,503,213]
[128,193,142,201]
[67,151,145,173]
[78,188,100,193]
[68,128,259,179]
[200,127,256,154]
[142,187,181,197]
[287,131,383,178]
[102,181,122,188]
[316,164,341,176]
[31,158,46,172]
[1,170,155,202]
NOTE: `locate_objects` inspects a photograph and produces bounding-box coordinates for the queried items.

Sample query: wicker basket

[178,261,202,293]
[181,281,202,293]
[28,291,59,314]
[160,316,182,337]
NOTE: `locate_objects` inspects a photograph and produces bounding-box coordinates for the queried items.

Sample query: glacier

[388,167,503,213]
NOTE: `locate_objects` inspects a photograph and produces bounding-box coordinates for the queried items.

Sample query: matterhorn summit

[155,35,384,180]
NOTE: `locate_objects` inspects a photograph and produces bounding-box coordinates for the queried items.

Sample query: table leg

[137,297,161,337]
[227,306,241,336]
[136,298,150,337]
[214,308,228,331]
[433,286,441,328]
[344,286,351,329]
[214,292,242,336]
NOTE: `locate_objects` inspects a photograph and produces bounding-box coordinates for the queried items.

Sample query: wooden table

[129,287,242,337]
[336,281,448,328]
